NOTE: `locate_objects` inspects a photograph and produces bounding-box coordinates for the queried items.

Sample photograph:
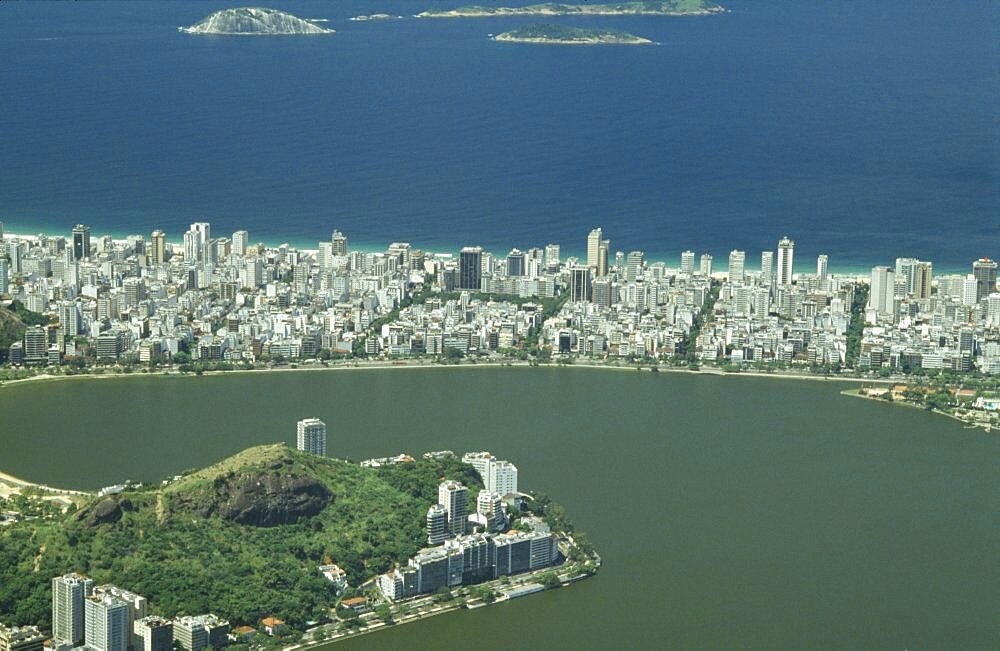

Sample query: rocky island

[179,7,335,35]
[349,13,404,21]
[494,24,653,45]
[421,0,723,18]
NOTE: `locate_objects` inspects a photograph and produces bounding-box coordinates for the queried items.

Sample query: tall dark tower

[973,258,997,302]
[72,224,91,261]
[460,246,483,290]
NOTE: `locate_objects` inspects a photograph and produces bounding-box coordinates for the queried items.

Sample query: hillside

[0,445,481,628]
[180,7,335,35]
[0,301,50,359]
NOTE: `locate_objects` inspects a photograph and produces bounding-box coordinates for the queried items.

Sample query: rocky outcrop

[180,7,335,35]
[174,466,333,527]
[76,497,134,527]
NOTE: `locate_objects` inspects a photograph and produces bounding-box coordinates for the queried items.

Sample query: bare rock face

[180,7,335,35]
[176,467,333,527]
[76,497,134,527]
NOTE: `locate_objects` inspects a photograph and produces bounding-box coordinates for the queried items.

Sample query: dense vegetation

[0,301,50,361]
[496,24,649,42]
[0,445,482,630]
[845,284,869,367]
[424,0,723,16]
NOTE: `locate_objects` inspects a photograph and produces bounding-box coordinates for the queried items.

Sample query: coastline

[0,469,92,499]
[839,388,991,431]
[0,358,886,393]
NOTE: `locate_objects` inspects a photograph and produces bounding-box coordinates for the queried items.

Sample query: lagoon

[0,368,997,646]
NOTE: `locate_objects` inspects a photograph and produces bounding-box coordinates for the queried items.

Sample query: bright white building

[296,418,327,456]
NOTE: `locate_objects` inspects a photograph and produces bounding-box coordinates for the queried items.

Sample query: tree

[474,585,496,603]
[538,571,561,589]
[374,603,393,623]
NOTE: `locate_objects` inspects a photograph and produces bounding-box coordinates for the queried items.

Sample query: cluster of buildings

[859,258,1000,373]
[1,220,997,374]
[378,452,559,602]
[694,238,856,366]
[42,574,229,651]
[0,221,403,365]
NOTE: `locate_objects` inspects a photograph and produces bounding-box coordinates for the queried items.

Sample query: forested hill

[0,445,481,628]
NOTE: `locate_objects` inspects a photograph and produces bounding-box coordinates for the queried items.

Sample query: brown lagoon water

[0,368,997,647]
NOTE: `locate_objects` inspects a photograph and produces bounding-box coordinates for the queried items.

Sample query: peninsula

[420,0,724,18]
[493,24,654,45]
[0,444,597,644]
[179,7,335,35]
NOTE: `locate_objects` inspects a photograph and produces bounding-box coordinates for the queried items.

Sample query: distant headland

[179,7,336,35]
[420,0,724,18]
[493,25,654,45]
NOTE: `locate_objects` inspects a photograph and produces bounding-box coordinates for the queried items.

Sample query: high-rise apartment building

[487,460,518,496]
[761,251,774,285]
[150,230,166,265]
[913,261,933,299]
[426,504,448,545]
[592,277,613,307]
[728,250,745,284]
[92,585,147,651]
[699,254,713,277]
[570,265,591,302]
[52,574,94,646]
[231,230,248,257]
[438,480,468,536]
[869,266,895,314]
[72,225,91,262]
[84,595,129,651]
[544,243,560,271]
[597,240,609,277]
[973,258,997,302]
[459,246,483,290]
[296,418,327,456]
[331,230,348,256]
[506,249,525,277]
[626,251,644,282]
[816,254,828,281]
[680,251,695,274]
[777,236,795,286]
[171,615,228,651]
[0,259,8,296]
[133,617,172,651]
[587,228,603,269]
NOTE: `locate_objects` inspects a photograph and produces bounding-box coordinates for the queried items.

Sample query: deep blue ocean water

[1,1,996,271]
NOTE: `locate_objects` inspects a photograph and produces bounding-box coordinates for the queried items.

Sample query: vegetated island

[420,0,723,18]
[0,444,598,642]
[493,24,653,45]
[179,7,335,35]
[349,13,404,21]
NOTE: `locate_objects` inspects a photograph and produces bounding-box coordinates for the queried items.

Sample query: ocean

[0,0,997,272]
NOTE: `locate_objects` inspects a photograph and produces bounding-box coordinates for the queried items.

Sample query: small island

[349,13,404,21]
[493,24,653,45]
[179,7,335,35]
[420,0,723,18]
